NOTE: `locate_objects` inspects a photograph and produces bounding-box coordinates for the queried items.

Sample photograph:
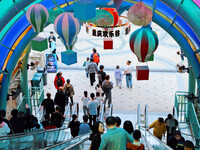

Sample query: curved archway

[0,0,199,110]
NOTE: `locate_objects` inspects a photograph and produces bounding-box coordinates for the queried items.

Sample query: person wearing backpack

[54,71,65,90]
[102,75,113,108]
[90,48,100,66]
[64,79,75,105]
[98,65,106,86]
[54,87,67,114]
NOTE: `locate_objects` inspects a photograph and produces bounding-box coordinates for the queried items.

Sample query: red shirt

[54,76,65,89]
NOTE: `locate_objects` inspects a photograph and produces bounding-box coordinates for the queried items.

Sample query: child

[127,130,145,150]
[83,57,90,78]
[95,84,103,97]
[114,65,123,89]
[95,92,103,118]
[81,91,90,115]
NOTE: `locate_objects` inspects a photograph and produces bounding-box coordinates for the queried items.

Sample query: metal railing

[42,133,91,150]
[100,104,105,123]
[174,91,200,148]
[109,104,113,116]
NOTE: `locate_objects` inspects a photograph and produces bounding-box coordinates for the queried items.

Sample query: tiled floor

[29,11,189,116]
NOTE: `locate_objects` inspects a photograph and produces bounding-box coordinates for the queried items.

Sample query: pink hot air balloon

[26,4,49,32]
[127,2,153,26]
[129,26,159,62]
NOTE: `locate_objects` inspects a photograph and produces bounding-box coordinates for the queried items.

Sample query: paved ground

[30,11,189,115]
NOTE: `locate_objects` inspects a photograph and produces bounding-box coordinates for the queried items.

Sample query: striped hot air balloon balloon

[129,26,159,62]
[54,13,81,50]
[26,4,49,32]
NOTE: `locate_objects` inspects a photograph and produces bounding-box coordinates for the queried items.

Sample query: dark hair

[115,116,121,127]
[93,48,97,53]
[19,111,24,117]
[99,65,104,70]
[44,114,50,120]
[86,57,89,61]
[55,106,60,111]
[57,72,61,77]
[50,31,54,34]
[90,58,94,62]
[67,79,70,84]
[84,91,88,97]
[72,114,77,121]
[46,93,51,98]
[184,140,194,148]
[167,114,172,119]
[0,110,6,118]
[0,115,2,124]
[89,121,103,140]
[90,93,95,99]
[96,92,100,97]
[123,120,134,134]
[11,109,18,118]
[83,115,88,122]
[158,117,164,123]
[105,75,110,80]
[133,130,141,140]
[116,65,119,69]
[173,130,181,136]
[127,60,131,64]
[106,116,116,126]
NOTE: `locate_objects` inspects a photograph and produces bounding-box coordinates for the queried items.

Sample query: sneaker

[130,86,132,89]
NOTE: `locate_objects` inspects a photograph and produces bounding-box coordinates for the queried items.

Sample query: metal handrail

[141,134,154,150]
[42,132,91,150]
[64,102,72,121]
[0,126,69,141]
[144,105,148,128]
[109,104,113,116]
[142,128,173,150]
[100,104,105,123]
[173,106,200,140]
[71,102,79,120]
[136,104,141,130]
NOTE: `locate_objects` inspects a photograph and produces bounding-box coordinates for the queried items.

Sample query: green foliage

[48,8,64,24]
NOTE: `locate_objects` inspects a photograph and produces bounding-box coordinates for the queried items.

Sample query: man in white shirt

[124,60,133,88]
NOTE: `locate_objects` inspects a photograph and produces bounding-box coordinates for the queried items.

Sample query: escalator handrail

[64,102,72,120]
[137,104,141,129]
[65,137,89,150]
[141,134,154,150]
[71,102,79,117]
[144,105,148,128]
[42,132,91,150]
[0,126,69,141]
[100,104,105,123]
[143,128,173,150]
[109,104,113,116]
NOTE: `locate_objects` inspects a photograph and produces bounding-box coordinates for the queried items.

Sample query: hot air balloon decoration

[101,8,119,26]
[129,26,159,80]
[26,4,49,32]
[127,2,153,26]
[54,13,81,65]
[129,26,158,62]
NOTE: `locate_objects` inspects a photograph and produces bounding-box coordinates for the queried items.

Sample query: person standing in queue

[124,60,133,89]
[87,58,98,86]
[90,48,100,66]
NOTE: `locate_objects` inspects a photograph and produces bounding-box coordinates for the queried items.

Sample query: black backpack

[65,85,71,96]
[56,76,63,87]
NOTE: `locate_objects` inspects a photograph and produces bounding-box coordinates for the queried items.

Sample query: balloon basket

[103,38,113,50]
[148,54,154,61]
[136,65,149,80]
[61,50,77,66]
[32,37,48,52]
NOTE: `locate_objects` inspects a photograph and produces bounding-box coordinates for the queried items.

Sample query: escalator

[0,102,77,150]
[42,103,114,150]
